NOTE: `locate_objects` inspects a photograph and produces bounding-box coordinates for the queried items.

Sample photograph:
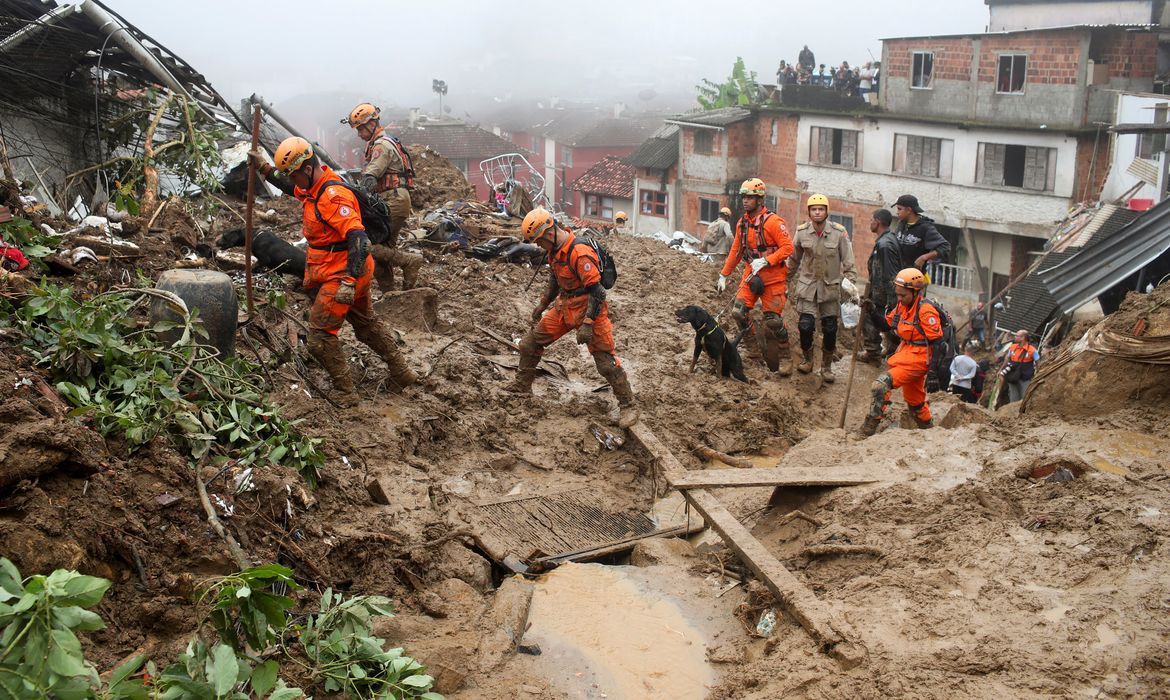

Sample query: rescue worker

[1000,329,1038,404]
[509,208,639,428]
[344,103,425,292]
[703,206,733,256]
[892,194,950,271]
[717,179,796,375]
[613,211,632,236]
[859,268,943,435]
[252,137,418,406]
[862,208,901,363]
[788,194,857,382]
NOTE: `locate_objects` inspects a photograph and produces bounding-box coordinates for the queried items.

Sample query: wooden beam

[671,467,894,490]
[629,424,866,668]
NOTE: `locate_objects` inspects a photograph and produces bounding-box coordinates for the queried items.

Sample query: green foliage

[3,283,324,485]
[297,590,441,700]
[143,640,304,700]
[696,56,760,109]
[0,216,57,269]
[198,565,302,652]
[0,557,108,698]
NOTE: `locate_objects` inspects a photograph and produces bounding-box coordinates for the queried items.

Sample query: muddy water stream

[525,562,715,699]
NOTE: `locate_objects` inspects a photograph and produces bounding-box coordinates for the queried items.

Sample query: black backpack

[572,237,617,289]
[900,296,954,391]
[312,179,394,245]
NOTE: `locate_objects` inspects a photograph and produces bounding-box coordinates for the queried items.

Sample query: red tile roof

[396,123,529,162]
[570,156,635,199]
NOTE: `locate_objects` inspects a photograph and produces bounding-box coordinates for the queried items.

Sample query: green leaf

[268,684,304,700]
[47,628,88,677]
[235,585,251,599]
[249,660,278,696]
[420,693,446,700]
[210,644,239,696]
[0,559,21,595]
[401,673,434,688]
[107,653,147,688]
[52,605,105,632]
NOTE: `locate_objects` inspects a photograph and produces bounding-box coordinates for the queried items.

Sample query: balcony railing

[926,261,977,293]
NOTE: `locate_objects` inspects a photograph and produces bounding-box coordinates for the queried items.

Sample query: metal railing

[926,261,977,292]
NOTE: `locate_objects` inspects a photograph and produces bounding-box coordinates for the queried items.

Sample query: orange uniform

[882,296,944,420]
[720,208,795,315]
[533,231,615,354]
[294,165,375,335]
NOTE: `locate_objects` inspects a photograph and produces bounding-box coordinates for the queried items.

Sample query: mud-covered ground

[2,174,1169,698]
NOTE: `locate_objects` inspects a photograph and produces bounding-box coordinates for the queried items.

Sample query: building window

[699,197,721,223]
[893,134,953,179]
[640,189,668,217]
[1137,103,1169,158]
[694,130,714,155]
[810,126,860,168]
[450,158,468,176]
[586,194,615,219]
[997,54,1027,94]
[562,147,573,168]
[912,51,934,90]
[829,213,853,237]
[770,119,779,146]
[764,195,777,212]
[977,143,1056,191]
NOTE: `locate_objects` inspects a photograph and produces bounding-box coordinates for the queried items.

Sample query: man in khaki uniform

[788,193,857,382]
[703,206,733,255]
[344,103,425,292]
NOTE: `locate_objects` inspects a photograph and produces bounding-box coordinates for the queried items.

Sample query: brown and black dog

[674,305,748,382]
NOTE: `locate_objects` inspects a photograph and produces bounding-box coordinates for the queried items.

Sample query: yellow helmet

[344,103,380,128]
[894,267,927,291]
[614,211,628,223]
[806,193,830,212]
[739,178,766,197]
[273,136,314,176]
[521,208,556,242]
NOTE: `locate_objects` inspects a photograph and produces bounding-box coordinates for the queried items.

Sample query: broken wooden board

[671,466,897,490]
[629,423,866,668]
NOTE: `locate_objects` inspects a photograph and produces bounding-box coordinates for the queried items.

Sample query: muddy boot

[913,415,934,429]
[307,332,359,407]
[609,373,640,429]
[507,352,540,395]
[363,326,417,389]
[797,347,814,374]
[858,414,880,437]
[374,265,396,294]
[401,255,424,290]
[821,349,836,383]
[776,339,793,377]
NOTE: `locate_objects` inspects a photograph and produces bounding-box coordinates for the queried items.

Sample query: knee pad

[821,315,838,337]
[798,313,816,334]
[871,373,893,399]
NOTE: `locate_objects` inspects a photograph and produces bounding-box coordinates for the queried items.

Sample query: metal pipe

[247,94,346,176]
[0,4,79,55]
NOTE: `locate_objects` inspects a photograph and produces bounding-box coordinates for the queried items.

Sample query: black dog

[215,228,306,280]
[674,305,748,382]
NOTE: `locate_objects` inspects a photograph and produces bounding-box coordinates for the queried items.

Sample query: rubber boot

[401,255,424,291]
[373,265,396,294]
[797,347,814,374]
[776,339,793,377]
[608,371,640,429]
[763,335,781,373]
[821,348,836,383]
[507,352,540,395]
[307,332,359,407]
[363,326,418,389]
[913,414,934,429]
[858,414,880,437]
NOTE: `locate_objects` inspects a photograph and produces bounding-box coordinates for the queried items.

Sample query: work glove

[248,149,273,177]
[750,257,769,275]
[717,275,728,293]
[334,281,356,306]
[530,305,546,324]
[576,321,594,346]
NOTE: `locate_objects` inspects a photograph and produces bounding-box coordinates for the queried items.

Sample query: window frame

[699,197,720,224]
[911,51,934,90]
[640,189,668,217]
[1137,103,1169,159]
[694,130,714,155]
[976,142,1057,192]
[809,126,861,169]
[828,213,853,238]
[764,194,778,212]
[561,146,573,168]
[996,54,1027,95]
[892,133,953,180]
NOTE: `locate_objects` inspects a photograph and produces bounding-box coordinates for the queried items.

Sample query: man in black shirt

[892,194,950,271]
[862,208,900,362]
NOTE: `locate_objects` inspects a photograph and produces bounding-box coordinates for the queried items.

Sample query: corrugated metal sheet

[1038,201,1163,311]
[626,125,679,170]
[1126,157,1159,186]
[666,107,753,128]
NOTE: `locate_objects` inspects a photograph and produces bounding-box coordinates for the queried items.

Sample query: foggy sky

[104,0,989,114]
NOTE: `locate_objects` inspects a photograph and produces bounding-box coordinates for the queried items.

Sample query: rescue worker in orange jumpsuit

[717,178,796,375]
[859,267,942,435]
[252,137,418,407]
[508,208,639,428]
[344,103,425,292]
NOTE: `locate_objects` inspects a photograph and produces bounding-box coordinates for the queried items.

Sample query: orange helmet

[345,103,380,128]
[894,267,927,291]
[739,178,766,197]
[614,211,628,223]
[521,208,556,242]
[273,136,314,176]
[719,206,732,217]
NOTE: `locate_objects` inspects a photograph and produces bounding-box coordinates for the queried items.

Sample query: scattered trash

[840,300,861,329]
[1045,467,1078,483]
[589,423,625,450]
[755,609,777,638]
[212,494,234,518]
[1021,457,1087,482]
[231,467,255,494]
[516,643,542,656]
[70,247,98,265]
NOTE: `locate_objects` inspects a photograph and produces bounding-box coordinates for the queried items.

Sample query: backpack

[900,296,955,391]
[312,179,394,245]
[571,237,617,289]
[365,134,416,190]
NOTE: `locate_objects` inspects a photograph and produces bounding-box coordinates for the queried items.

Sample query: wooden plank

[629,423,866,668]
[671,467,894,490]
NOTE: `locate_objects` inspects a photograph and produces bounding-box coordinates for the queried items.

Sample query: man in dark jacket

[893,194,950,270]
[798,45,815,73]
[862,208,900,362]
